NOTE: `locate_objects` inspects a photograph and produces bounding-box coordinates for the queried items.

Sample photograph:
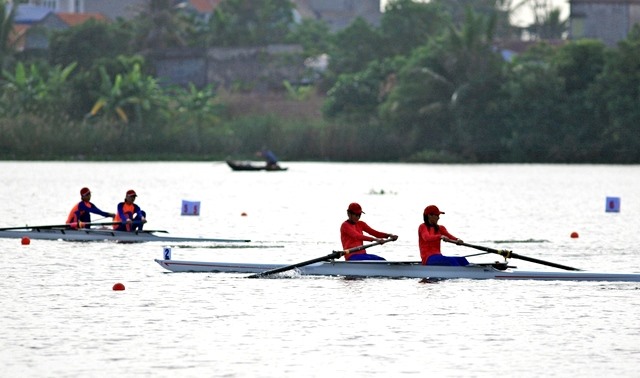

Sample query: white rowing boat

[154,259,640,282]
[0,228,250,243]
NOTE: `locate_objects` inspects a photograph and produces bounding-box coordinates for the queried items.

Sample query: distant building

[20,0,146,20]
[21,0,381,30]
[570,0,640,46]
[294,0,381,31]
[10,4,106,52]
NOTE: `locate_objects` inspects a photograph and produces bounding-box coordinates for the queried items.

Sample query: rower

[66,187,115,229]
[340,202,398,261]
[418,205,468,266]
[113,189,147,232]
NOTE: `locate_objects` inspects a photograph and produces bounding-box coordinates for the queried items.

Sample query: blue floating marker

[181,200,201,216]
[605,197,620,213]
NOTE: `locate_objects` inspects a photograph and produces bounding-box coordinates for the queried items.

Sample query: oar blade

[247,251,342,278]
[247,239,392,278]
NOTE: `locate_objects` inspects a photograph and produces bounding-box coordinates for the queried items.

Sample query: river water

[1,162,639,377]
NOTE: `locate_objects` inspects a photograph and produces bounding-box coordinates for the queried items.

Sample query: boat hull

[154,259,640,282]
[226,160,288,171]
[0,228,250,243]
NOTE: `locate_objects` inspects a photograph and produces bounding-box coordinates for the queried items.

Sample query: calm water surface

[1,162,639,377]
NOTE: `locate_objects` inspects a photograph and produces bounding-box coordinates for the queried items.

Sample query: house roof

[187,0,223,13]
[14,5,52,24]
[56,12,108,26]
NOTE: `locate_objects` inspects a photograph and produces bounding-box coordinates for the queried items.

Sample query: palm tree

[130,0,189,53]
[525,0,567,40]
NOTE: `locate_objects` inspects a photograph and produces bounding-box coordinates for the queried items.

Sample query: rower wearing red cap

[113,189,147,231]
[66,187,115,229]
[340,202,398,261]
[418,205,468,266]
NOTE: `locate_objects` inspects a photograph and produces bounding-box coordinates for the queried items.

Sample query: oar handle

[337,239,390,256]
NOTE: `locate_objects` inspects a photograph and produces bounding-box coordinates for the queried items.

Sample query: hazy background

[381,0,570,26]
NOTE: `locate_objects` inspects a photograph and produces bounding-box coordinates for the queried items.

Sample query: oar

[0,221,124,231]
[247,240,389,278]
[443,238,581,271]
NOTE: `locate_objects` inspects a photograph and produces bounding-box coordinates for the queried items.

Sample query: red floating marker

[112,283,125,291]
[570,232,579,238]
[21,237,30,245]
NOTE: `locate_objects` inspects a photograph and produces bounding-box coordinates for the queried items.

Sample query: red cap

[126,189,137,197]
[80,187,91,197]
[347,202,364,214]
[424,205,445,215]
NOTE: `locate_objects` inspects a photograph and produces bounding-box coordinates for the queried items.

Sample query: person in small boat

[257,148,281,170]
[66,187,115,229]
[113,189,147,232]
[418,205,468,266]
[340,202,398,261]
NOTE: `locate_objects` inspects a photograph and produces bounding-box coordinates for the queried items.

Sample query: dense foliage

[1,0,639,162]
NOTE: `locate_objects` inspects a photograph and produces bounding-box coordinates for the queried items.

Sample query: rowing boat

[226,160,288,171]
[154,259,640,282]
[0,228,250,243]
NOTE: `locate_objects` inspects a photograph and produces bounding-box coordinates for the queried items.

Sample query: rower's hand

[141,217,147,224]
[109,213,115,218]
[455,239,464,245]
[387,234,398,241]
[375,238,388,244]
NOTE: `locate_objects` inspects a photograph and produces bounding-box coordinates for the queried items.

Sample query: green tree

[0,0,17,70]
[381,9,506,161]
[380,0,450,58]
[286,18,331,57]
[527,7,567,40]
[588,27,640,162]
[129,0,190,52]
[500,60,567,161]
[323,57,405,120]
[1,61,76,118]
[431,0,518,39]
[165,83,224,153]
[327,18,383,78]
[208,0,295,46]
[88,61,167,129]
[48,19,133,71]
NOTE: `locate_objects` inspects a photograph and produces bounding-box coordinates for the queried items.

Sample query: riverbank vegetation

[1,0,639,163]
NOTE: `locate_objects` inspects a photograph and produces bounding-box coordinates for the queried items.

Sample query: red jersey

[418,223,459,265]
[340,220,388,260]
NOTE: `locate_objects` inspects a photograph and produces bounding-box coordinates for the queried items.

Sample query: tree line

[1,0,638,163]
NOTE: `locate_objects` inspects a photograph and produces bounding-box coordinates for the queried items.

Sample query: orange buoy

[112,283,125,291]
[570,232,579,238]
[21,237,30,245]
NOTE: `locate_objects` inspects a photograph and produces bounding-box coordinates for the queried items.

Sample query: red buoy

[21,237,30,245]
[112,283,125,291]
[570,232,579,238]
